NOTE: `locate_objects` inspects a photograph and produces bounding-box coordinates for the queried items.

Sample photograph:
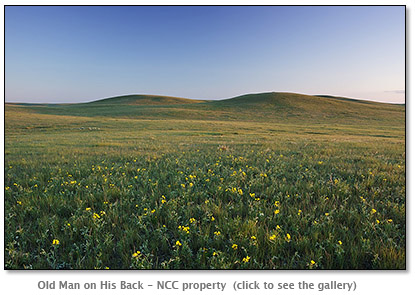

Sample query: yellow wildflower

[371,208,377,214]
[232,244,238,250]
[310,260,316,265]
[242,256,250,263]
[175,240,182,247]
[52,239,60,245]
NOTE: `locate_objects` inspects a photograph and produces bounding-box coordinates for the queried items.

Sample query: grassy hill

[6,92,405,126]
[209,92,404,123]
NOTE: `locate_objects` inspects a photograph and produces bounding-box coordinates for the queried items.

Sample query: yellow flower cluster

[178,225,190,234]
[242,256,250,263]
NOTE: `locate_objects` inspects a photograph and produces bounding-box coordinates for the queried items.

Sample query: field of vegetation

[4,92,405,269]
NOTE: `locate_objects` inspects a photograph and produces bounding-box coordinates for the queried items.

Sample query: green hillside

[210,92,404,122]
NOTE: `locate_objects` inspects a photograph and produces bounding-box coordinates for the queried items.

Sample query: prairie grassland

[4,97,405,269]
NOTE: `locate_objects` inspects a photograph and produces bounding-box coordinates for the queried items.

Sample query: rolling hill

[6,92,405,126]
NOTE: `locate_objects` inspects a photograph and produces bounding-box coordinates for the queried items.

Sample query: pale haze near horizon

[5,6,405,104]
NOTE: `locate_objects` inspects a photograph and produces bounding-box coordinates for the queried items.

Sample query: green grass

[5,92,405,269]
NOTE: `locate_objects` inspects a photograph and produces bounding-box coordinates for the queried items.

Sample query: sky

[5,6,405,103]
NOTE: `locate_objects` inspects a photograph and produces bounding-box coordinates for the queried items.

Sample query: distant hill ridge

[6,92,404,125]
[88,92,404,107]
[87,94,206,105]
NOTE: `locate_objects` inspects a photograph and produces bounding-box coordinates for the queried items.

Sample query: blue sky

[5,6,405,103]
